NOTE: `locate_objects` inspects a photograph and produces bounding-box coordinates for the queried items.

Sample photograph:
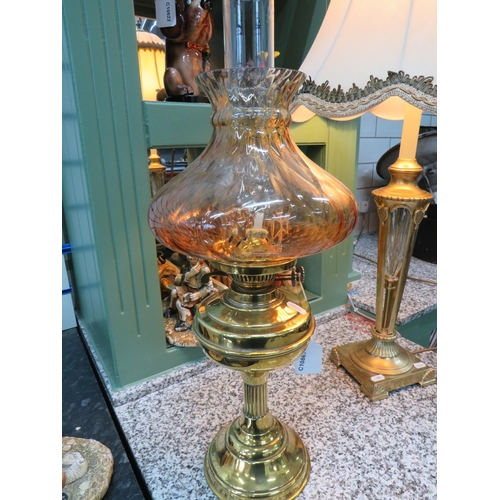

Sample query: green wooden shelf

[62,0,358,390]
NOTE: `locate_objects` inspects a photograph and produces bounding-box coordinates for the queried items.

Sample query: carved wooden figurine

[160,0,213,99]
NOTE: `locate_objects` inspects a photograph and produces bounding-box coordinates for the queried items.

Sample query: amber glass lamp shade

[149,67,357,268]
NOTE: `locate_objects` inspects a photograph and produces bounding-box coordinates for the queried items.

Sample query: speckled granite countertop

[81,232,437,499]
[351,232,437,326]
[90,308,436,500]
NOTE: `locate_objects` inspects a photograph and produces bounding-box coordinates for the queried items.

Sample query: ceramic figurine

[160,0,213,100]
[167,255,215,331]
[157,252,182,295]
[157,250,227,347]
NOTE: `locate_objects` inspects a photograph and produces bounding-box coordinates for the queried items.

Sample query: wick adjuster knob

[276,266,305,286]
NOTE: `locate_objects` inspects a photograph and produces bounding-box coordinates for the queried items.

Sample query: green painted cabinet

[62,0,359,390]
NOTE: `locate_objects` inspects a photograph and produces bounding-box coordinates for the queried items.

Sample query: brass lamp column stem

[373,104,429,338]
[331,104,436,400]
[379,276,399,333]
[243,372,269,419]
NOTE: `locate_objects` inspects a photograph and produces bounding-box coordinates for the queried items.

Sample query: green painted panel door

[62,0,205,390]
[62,0,359,389]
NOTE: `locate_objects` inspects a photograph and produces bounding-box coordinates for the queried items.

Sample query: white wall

[353,112,437,237]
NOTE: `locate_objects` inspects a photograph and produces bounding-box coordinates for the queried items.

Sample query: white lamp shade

[136,30,166,101]
[293,0,437,122]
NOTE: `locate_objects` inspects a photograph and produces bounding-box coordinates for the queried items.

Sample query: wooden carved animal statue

[160,0,213,98]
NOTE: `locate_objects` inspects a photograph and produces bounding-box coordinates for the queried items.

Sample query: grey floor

[62,327,149,499]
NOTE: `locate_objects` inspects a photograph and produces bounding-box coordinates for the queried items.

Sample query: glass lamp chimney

[223,0,275,68]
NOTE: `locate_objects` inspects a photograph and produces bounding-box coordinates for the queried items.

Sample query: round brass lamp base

[205,413,310,500]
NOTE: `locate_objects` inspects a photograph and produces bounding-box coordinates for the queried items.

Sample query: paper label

[414,362,426,369]
[370,374,385,382]
[294,340,322,374]
[287,301,307,315]
[155,0,177,28]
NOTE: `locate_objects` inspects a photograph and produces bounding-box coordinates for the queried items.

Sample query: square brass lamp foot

[330,341,436,401]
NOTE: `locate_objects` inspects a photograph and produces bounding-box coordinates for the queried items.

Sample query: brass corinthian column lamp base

[331,104,437,401]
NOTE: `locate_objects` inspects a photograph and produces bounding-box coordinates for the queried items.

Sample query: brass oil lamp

[148,1,357,497]
[148,66,357,498]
